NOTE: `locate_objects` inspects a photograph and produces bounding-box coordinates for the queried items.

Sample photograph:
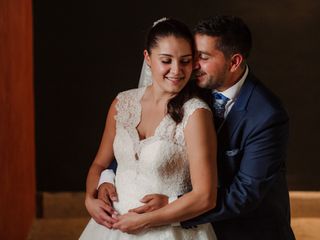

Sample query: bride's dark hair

[146,18,211,124]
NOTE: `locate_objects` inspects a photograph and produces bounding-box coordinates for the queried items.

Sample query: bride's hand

[85,197,119,228]
[113,212,148,234]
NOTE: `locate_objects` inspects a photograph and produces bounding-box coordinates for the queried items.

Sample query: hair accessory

[152,17,169,27]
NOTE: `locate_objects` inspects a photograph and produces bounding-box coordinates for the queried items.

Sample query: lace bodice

[80,87,216,240]
[113,87,211,214]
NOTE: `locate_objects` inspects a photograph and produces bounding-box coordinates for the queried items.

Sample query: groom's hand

[98,182,118,205]
[129,194,168,213]
[85,197,118,229]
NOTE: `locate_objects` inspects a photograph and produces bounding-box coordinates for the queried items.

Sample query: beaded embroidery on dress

[80,87,217,239]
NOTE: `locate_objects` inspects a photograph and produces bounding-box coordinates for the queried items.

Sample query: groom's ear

[229,53,243,72]
[144,50,151,67]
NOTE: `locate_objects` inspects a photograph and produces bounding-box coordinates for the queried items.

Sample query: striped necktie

[212,92,229,129]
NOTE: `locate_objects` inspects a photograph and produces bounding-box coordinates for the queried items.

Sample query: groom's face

[193,34,231,91]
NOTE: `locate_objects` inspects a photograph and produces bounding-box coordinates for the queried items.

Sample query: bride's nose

[170,61,181,74]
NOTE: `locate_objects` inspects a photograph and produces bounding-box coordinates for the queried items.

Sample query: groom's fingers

[97,191,111,206]
[106,183,118,202]
[142,194,169,209]
[128,204,150,214]
[97,183,118,203]
[99,182,118,202]
[97,183,110,204]
[129,194,169,213]
[140,194,154,203]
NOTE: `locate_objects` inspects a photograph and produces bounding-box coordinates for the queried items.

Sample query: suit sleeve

[181,109,289,227]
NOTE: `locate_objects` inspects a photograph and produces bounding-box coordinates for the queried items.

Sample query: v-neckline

[134,87,168,143]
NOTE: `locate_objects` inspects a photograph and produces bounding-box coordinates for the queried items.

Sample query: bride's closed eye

[160,58,192,65]
[180,58,192,65]
[161,59,171,64]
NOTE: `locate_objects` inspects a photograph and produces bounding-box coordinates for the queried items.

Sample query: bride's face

[145,36,193,94]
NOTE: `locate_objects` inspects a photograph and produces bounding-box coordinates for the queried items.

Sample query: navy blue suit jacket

[182,73,295,240]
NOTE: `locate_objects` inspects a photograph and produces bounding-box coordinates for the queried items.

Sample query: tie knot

[212,92,229,102]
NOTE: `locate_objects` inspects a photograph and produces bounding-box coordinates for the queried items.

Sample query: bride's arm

[85,98,118,228]
[113,108,217,232]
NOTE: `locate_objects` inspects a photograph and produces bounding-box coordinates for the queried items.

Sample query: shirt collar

[213,65,248,101]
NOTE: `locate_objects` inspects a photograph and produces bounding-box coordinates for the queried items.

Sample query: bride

[80,18,217,239]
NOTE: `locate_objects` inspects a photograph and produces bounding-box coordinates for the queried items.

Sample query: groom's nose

[193,58,200,70]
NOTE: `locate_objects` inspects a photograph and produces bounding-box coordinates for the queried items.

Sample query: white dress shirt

[213,65,248,118]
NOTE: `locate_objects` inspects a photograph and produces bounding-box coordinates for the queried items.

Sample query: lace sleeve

[174,98,211,146]
[182,98,211,129]
[114,88,145,128]
[114,91,127,125]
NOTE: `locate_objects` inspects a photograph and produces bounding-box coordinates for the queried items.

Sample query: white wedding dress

[80,87,216,239]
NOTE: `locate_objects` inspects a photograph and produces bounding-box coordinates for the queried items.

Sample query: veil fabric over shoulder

[138,59,152,87]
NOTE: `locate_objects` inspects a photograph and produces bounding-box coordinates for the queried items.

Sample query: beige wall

[0,0,35,239]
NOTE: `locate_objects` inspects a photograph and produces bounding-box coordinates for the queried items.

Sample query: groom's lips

[195,71,205,77]
[195,72,206,82]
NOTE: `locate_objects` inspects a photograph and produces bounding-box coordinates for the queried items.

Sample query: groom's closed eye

[198,53,210,60]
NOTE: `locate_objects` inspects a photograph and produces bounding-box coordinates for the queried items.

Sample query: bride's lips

[165,76,184,84]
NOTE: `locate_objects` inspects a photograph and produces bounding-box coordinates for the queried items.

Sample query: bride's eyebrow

[158,54,192,57]
[181,54,193,58]
[158,54,172,57]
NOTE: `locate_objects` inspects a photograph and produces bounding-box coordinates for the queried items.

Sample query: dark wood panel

[0,0,35,239]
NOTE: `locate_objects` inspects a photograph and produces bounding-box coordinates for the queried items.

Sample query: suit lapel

[218,74,257,140]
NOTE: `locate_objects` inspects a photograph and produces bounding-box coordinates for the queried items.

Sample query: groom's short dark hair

[194,15,252,59]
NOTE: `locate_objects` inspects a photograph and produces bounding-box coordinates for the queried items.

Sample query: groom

[96,16,295,239]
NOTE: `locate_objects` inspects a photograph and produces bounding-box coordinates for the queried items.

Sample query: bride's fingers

[100,202,118,215]
[99,212,119,224]
[112,222,121,230]
[102,202,120,219]
[92,211,116,228]
[102,221,112,229]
